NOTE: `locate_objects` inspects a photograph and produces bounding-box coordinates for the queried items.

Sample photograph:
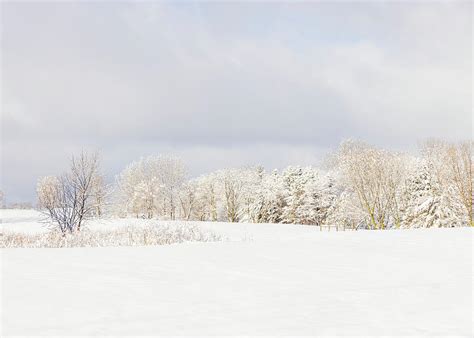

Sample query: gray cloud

[1,1,471,202]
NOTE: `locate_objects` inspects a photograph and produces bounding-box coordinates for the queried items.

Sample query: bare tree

[91,173,107,218]
[446,142,473,226]
[216,169,245,222]
[37,151,101,233]
[423,140,473,226]
[192,173,219,221]
[335,140,405,229]
[178,182,197,220]
[156,156,186,220]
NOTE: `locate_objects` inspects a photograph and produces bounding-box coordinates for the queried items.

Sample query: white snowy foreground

[1,209,473,336]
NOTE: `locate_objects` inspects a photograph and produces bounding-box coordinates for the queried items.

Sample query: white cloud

[1,1,471,202]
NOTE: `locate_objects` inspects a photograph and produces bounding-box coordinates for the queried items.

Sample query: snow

[0,208,49,233]
[1,209,473,336]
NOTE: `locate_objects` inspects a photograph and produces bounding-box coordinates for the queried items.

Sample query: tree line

[36,139,473,233]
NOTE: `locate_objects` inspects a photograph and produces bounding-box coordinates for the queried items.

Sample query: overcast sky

[1,1,472,203]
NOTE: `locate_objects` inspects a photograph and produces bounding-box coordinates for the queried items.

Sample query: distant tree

[178,181,197,220]
[156,155,187,220]
[421,140,473,226]
[115,155,186,219]
[261,170,286,224]
[91,173,107,218]
[327,189,367,230]
[115,159,157,218]
[100,138,474,229]
[400,159,463,228]
[215,168,246,222]
[0,190,4,208]
[280,166,315,224]
[9,202,33,209]
[249,169,284,223]
[445,141,473,226]
[193,173,219,221]
[334,140,405,229]
[300,172,339,226]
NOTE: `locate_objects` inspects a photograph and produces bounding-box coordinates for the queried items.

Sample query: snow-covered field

[1,209,473,336]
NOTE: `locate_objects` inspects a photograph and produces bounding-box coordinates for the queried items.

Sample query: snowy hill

[1,209,473,336]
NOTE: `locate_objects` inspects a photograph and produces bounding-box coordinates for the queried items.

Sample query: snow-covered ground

[1,209,473,336]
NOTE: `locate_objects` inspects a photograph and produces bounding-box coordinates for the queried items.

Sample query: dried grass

[0,224,221,248]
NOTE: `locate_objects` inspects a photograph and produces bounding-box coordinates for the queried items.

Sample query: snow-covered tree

[115,155,187,219]
[280,166,310,224]
[211,167,261,222]
[327,189,367,230]
[90,171,107,218]
[37,151,102,233]
[248,169,285,223]
[334,140,405,229]
[178,181,197,220]
[300,172,339,226]
[0,190,5,208]
[115,159,159,218]
[444,141,473,226]
[155,156,187,220]
[86,138,474,229]
[191,173,219,221]
[37,176,61,213]
[400,159,463,228]
[237,167,264,223]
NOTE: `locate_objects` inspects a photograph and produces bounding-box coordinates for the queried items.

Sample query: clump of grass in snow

[0,224,222,248]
